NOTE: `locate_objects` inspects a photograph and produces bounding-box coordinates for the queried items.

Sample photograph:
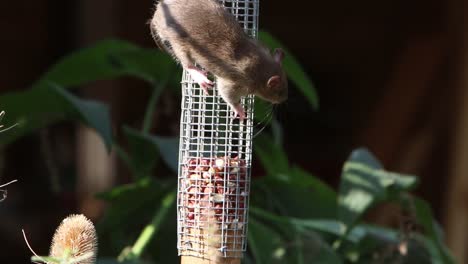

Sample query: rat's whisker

[253,103,273,128]
[253,122,268,138]
[253,105,274,138]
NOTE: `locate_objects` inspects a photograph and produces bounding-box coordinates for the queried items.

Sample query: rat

[150,0,288,120]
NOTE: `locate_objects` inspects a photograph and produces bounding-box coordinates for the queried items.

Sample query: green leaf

[255,134,336,220]
[31,255,61,263]
[294,219,347,238]
[270,117,284,146]
[346,147,383,170]
[37,39,177,86]
[301,233,343,264]
[248,218,286,264]
[250,207,302,244]
[147,135,179,173]
[123,127,161,178]
[96,177,169,233]
[252,165,337,219]
[37,39,139,85]
[96,181,179,263]
[259,31,319,110]
[0,87,64,145]
[0,39,178,146]
[251,207,398,245]
[254,133,289,175]
[411,197,456,264]
[97,258,152,264]
[96,259,121,264]
[96,177,154,201]
[249,208,342,264]
[142,82,168,133]
[52,85,113,149]
[121,191,177,261]
[355,224,399,244]
[338,148,418,229]
[288,166,337,216]
[123,126,179,174]
[0,85,113,148]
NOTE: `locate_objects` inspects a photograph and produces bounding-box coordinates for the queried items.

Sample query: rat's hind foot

[186,66,213,95]
[231,104,246,121]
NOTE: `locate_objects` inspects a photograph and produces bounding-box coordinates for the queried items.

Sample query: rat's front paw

[187,67,213,95]
[231,104,246,121]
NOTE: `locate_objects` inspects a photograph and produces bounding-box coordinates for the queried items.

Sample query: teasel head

[49,214,98,264]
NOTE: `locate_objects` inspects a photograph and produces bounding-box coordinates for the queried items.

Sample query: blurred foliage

[0,31,455,264]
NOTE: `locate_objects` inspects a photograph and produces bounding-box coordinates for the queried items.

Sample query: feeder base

[181,256,241,264]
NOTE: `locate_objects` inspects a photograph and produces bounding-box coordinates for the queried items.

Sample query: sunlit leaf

[338,148,418,229]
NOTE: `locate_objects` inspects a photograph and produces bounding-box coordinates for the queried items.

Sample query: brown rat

[150,0,287,120]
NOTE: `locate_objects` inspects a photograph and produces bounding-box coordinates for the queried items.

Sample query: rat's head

[256,48,288,104]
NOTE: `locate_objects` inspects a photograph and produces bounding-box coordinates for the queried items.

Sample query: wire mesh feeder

[177,0,259,261]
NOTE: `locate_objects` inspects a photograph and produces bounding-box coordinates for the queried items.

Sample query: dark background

[1,0,468,263]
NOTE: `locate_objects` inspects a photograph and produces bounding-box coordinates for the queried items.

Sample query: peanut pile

[180,156,248,229]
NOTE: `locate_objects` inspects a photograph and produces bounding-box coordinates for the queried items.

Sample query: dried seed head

[50,214,98,264]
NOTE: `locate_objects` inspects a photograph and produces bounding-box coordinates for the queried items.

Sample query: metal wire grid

[177,0,259,259]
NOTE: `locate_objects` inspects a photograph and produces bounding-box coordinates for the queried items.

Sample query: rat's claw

[187,67,213,94]
[231,104,246,121]
[200,82,212,95]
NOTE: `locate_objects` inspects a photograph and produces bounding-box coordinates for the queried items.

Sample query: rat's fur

[150,0,287,114]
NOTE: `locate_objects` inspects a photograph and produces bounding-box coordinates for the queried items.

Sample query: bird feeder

[177,0,259,263]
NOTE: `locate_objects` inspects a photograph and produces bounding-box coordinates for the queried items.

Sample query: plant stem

[113,143,139,180]
[127,190,176,259]
[142,78,169,134]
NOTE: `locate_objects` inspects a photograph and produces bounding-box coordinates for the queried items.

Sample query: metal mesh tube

[177,0,259,259]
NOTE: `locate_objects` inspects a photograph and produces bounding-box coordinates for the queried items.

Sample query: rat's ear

[267,75,281,89]
[273,48,284,64]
